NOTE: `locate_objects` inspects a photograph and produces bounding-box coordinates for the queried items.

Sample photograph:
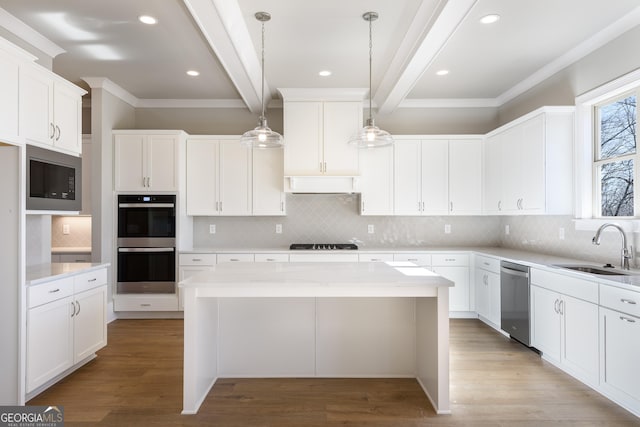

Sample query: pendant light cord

[261,19,266,120]
[368,15,373,123]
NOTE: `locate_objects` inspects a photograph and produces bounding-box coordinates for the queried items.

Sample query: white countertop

[26,262,110,285]
[180,261,453,297]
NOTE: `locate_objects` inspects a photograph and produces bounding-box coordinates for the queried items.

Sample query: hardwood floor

[28,318,639,426]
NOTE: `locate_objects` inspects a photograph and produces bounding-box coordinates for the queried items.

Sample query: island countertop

[179,261,453,297]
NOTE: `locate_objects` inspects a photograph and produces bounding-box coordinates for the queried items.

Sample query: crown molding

[0,7,65,58]
[136,99,247,108]
[399,98,499,109]
[81,77,139,107]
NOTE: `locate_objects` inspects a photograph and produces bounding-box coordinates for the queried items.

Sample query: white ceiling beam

[375,0,477,115]
[182,0,267,114]
[0,7,65,59]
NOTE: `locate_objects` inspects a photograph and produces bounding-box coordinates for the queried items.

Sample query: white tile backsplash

[51,216,92,248]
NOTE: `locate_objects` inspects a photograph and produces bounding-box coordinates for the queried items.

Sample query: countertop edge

[27,262,111,285]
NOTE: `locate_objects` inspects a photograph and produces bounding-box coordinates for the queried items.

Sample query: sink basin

[552,264,637,276]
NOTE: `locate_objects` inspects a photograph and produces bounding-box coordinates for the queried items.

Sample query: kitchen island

[180,261,453,415]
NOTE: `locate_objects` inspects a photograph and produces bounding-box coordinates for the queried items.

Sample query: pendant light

[240,11,283,149]
[348,11,394,148]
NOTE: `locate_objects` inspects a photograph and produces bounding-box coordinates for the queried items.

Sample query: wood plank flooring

[28,318,639,426]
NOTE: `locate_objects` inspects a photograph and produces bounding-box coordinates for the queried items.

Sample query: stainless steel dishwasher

[500,261,531,346]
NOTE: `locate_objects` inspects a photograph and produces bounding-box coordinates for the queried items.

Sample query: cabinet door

[74,286,107,363]
[359,144,393,215]
[394,140,422,215]
[114,134,146,191]
[432,266,469,312]
[186,139,218,215]
[520,114,545,212]
[53,83,81,153]
[26,296,74,392]
[600,307,640,404]
[483,134,502,213]
[487,271,501,327]
[253,147,285,215]
[219,140,252,215]
[0,49,19,142]
[20,65,54,146]
[449,139,482,214]
[500,126,521,212]
[284,102,322,174]
[421,140,449,214]
[322,102,360,175]
[531,285,561,362]
[562,294,598,382]
[475,269,490,319]
[148,135,178,191]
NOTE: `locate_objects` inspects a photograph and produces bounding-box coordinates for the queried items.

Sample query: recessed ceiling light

[138,15,158,25]
[319,70,332,77]
[480,14,500,24]
[186,70,200,77]
[436,69,449,76]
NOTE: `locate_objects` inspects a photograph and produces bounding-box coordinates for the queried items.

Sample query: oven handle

[118,203,175,208]
[118,247,175,253]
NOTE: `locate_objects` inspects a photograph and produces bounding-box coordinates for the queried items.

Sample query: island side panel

[182,287,219,415]
[416,286,450,414]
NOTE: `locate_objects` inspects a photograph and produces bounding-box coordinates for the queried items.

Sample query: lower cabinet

[26,268,107,393]
[431,254,470,314]
[474,264,500,327]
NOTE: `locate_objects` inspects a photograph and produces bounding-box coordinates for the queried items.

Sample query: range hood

[284,175,360,193]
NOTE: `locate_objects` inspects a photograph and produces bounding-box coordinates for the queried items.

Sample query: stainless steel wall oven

[117,195,176,294]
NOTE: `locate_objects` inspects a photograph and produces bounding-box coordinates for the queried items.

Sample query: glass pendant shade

[240,116,283,149]
[348,118,393,148]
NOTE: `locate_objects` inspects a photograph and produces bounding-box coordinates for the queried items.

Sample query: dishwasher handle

[500,266,529,278]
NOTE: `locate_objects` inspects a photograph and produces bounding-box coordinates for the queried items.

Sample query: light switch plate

[444,224,451,234]
[275,224,282,234]
[209,224,216,234]
[367,225,374,234]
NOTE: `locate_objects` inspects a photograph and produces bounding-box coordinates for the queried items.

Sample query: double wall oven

[117,195,176,294]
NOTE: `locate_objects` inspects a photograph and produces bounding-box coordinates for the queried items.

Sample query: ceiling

[1,0,639,114]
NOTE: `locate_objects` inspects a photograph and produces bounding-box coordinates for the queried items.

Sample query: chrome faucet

[592,223,633,270]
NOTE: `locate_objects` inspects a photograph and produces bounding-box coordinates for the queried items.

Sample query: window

[594,93,637,217]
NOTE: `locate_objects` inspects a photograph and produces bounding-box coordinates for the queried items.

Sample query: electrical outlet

[62,224,70,235]
[505,225,510,235]
[275,224,282,234]
[367,224,374,234]
[444,224,451,234]
[209,224,216,234]
[559,227,565,240]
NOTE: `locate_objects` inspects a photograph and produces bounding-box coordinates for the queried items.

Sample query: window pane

[598,95,636,160]
[600,159,634,216]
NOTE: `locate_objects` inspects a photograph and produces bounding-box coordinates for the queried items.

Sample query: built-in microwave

[26,145,82,212]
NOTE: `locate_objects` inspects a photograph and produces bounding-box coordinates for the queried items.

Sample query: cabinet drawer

[217,253,255,263]
[179,253,217,266]
[254,253,289,262]
[393,253,431,266]
[114,294,179,311]
[432,253,469,266]
[289,253,359,262]
[29,278,74,308]
[531,268,598,303]
[74,268,108,293]
[359,253,394,262]
[475,255,500,273]
[600,285,640,317]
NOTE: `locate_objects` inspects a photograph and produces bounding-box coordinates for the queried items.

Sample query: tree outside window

[595,94,637,217]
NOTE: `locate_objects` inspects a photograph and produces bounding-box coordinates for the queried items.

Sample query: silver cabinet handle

[219,201,222,211]
[450,201,453,212]
[192,258,202,262]
[370,258,382,262]
[280,201,284,211]
[147,177,151,187]
[50,123,55,139]
[498,200,502,211]
[140,303,151,307]
[422,201,425,211]
[71,301,76,317]
[445,258,456,262]
[554,299,559,314]
[319,162,323,173]
[49,288,60,293]
[266,258,276,262]
[483,262,490,266]
[88,278,97,282]
[620,316,636,323]
[621,298,637,305]
[559,299,564,315]
[408,258,418,262]
[55,125,61,141]
[76,301,80,316]
[362,201,365,212]
[216,201,219,211]
[230,258,239,262]
[417,201,421,212]
[324,162,327,172]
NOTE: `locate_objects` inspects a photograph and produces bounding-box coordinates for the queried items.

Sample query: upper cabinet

[0,47,20,144]
[359,144,394,215]
[483,107,574,215]
[114,131,185,192]
[20,65,85,155]
[253,148,286,216]
[449,139,483,215]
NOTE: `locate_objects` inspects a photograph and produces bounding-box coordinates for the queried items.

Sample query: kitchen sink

[552,264,638,276]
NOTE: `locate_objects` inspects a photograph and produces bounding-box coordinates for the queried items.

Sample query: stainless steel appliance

[500,261,531,346]
[26,144,82,211]
[289,243,358,250]
[117,195,176,294]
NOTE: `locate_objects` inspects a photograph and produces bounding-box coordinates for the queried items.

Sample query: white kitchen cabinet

[358,253,394,262]
[114,131,184,192]
[26,267,107,393]
[474,255,500,328]
[530,269,599,385]
[283,101,361,176]
[254,253,289,262]
[186,138,252,216]
[483,107,574,215]
[253,147,285,215]
[0,47,20,144]
[20,65,84,154]
[449,139,482,215]
[178,253,217,310]
[359,144,394,215]
[217,253,255,263]
[431,253,471,314]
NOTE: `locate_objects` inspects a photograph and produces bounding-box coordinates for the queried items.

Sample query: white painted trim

[0,32,37,62]
[573,219,640,233]
[81,77,139,107]
[0,8,65,58]
[497,5,640,106]
[399,98,499,108]
[278,88,368,102]
[136,99,247,109]
[486,106,575,137]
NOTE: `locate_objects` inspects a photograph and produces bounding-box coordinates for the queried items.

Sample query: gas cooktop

[289,243,358,250]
